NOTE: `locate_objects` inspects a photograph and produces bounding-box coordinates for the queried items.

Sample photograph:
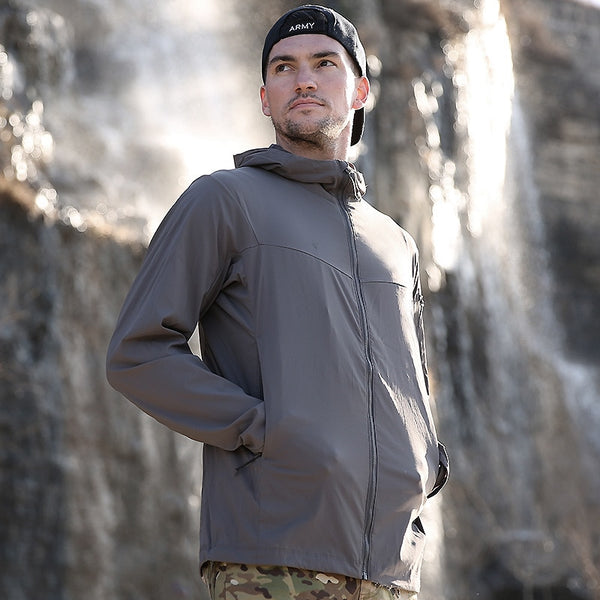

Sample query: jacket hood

[234,145,366,201]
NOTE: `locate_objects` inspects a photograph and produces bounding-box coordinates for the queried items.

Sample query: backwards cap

[261,5,367,146]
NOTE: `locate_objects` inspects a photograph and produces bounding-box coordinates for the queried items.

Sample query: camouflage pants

[202,563,418,600]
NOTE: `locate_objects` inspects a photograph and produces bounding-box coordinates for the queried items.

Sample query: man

[106,5,448,600]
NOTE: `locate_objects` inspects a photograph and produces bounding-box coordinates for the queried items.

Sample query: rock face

[359,0,600,598]
[1,1,600,599]
[505,0,600,363]
[0,183,205,600]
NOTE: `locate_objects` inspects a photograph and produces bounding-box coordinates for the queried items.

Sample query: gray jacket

[106,145,448,592]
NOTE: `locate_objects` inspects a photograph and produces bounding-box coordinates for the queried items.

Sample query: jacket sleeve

[411,246,450,497]
[106,175,264,453]
[412,248,430,396]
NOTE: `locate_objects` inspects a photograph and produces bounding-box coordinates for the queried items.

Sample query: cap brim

[351,108,365,146]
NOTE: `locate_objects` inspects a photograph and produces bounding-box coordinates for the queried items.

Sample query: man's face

[260,34,368,149]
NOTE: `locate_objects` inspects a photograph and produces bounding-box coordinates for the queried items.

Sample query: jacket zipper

[339,166,378,581]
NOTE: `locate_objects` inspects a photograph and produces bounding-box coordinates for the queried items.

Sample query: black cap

[262,5,367,146]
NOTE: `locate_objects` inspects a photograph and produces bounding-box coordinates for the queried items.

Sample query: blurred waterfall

[2,0,271,238]
[419,0,600,594]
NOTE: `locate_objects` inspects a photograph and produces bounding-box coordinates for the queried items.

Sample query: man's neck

[274,131,351,161]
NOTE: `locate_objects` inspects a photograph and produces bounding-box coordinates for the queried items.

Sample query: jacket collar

[234,145,366,202]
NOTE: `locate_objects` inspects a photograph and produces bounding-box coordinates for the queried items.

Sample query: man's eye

[275,64,292,72]
[319,60,335,67]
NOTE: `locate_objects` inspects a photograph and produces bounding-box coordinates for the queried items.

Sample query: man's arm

[106,176,264,453]
[411,243,450,497]
[412,246,430,396]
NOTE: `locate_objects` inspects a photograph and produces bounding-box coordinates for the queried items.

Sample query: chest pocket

[350,208,414,288]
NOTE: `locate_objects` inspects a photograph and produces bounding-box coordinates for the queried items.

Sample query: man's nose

[295,66,317,93]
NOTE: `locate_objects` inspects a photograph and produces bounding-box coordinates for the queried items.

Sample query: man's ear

[352,76,370,110]
[260,86,271,117]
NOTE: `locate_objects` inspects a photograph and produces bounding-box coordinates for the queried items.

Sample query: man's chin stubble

[273,116,346,150]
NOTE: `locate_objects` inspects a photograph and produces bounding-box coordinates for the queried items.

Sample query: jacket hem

[199,545,420,593]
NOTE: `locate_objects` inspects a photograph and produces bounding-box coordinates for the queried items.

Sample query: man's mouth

[289,97,324,110]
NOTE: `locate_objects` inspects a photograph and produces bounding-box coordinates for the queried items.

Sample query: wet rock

[0,183,205,600]
[1,0,600,599]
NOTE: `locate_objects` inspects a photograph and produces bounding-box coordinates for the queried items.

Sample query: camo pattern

[203,563,418,600]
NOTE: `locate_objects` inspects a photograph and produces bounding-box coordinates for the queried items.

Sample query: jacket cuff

[427,442,449,499]
[240,401,266,454]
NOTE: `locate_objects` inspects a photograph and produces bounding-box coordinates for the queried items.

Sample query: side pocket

[401,516,427,566]
[412,516,426,536]
[235,451,262,472]
[427,442,449,498]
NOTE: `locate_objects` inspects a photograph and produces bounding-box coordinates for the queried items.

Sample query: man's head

[260,5,369,156]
